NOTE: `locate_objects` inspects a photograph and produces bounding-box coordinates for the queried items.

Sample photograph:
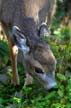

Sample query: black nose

[35,67,44,74]
[48,86,58,92]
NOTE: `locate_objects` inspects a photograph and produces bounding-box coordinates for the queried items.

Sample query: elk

[0,0,57,90]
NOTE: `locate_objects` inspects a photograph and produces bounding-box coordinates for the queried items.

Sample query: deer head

[24,41,57,90]
[12,25,57,90]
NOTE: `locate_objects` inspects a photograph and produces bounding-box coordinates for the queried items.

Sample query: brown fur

[0,0,56,86]
[0,0,56,27]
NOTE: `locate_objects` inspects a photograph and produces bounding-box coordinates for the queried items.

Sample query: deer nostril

[48,86,58,92]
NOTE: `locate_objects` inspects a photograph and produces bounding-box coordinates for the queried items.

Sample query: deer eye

[35,67,44,74]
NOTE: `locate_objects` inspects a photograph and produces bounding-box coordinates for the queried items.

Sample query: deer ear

[38,23,50,37]
[12,26,30,54]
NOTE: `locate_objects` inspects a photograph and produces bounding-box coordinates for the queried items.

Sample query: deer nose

[35,67,57,90]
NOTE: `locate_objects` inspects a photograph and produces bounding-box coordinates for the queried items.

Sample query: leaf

[57,73,66,81]
[13,97,21,104]
[0,98,4,104]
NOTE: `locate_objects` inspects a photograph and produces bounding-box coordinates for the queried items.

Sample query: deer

[0,0,57,90]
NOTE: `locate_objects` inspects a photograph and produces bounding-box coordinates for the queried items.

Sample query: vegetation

[0,0,71,107]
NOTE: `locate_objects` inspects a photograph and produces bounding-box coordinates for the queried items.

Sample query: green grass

[0,28,71,107]
[0,0,71,107]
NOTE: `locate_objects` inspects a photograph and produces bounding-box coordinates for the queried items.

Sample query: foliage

[0,0,71,108]
[0,40,9,70]
[0,40,9,57]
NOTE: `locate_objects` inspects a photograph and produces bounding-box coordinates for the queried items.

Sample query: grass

[0,0,71,107]
[0,27,71,108]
